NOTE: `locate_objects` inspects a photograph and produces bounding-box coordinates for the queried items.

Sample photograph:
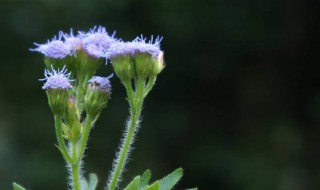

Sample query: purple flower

[88,74,113,92]
[105,42,135,59]
[40,66,74,90]
[63,29,83,53]
[105,35,163,59]
[31,32,71,59]
[81,26,117,58]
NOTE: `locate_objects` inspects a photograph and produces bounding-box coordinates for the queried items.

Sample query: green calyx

[84,83,111,116]
[46,88,69,115]
[111,55,135,83]
[111,52,165,84]
[63,97,82,140]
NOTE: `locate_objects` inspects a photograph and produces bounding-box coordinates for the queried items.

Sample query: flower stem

[70,114,93,190]
[143,76,157,98]
[77,114,93,163]
[54,115,72,163]
[107,79,145,190]
[71,140,81,190]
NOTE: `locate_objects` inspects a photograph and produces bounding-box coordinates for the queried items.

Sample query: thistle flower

[31,32,71,59]
[81,26,117,58]
[39,66,74,115]
[84,74,113,116]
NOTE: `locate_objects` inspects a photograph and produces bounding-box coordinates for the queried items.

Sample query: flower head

[31,32,71,59]
[85,74,113,116]
[105,35,162,59]
[131,35,162,57]
[81,26,117,58]
[105,42,135,59]
[63,29,83,53]
[40,66,73,90]
[88,74,113,93]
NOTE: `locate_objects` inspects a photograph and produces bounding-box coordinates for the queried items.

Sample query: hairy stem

[77,114,93,163]
[107,79,145,190]
[71,140,81,190]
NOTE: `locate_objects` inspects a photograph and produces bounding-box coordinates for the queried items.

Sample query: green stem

[143,76,157,98]
[124,81,135,107]
[54,115,72,163]
[108,79,145,190]
[71,140,81,190]
[69,114,92,190]
[76,114,93,163]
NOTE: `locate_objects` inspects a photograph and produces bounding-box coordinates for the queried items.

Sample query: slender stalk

[107,79,145,190]
[143,76,156,98]
[71,140,81,190]
[124,81,135,106]
[69,114,93,190]
[54,115,72,163]
[77,114,93,163]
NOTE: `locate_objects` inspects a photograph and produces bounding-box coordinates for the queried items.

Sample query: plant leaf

[159,168,183,190]
[138,169,152,190]
[186,188,198,190]
[144,181,160,190]
[88,173,98,190]
[12,183,26,190]
[124,176,141,190]
[81,177,89,190]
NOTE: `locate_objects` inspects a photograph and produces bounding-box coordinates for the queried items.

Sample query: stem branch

[54,115,72,163]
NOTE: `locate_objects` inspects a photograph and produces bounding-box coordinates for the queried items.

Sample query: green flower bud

[133,53,153,80]
[149,51,165,77]
[46,89,69,115]
[64,97,81,140]
[84,76,112,116]
[111,55,135,83]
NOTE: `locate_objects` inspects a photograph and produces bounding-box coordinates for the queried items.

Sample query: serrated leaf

[12,183,26,190]
[124,176,140,190]
[88,173,98,190]
[144,181,160,190]
[159,168,183,190]
[138,169,152,190]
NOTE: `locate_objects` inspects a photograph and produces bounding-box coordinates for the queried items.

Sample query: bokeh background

[1,0,320,189]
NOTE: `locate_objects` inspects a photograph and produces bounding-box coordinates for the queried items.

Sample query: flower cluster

[31,26,117,59]
[29,26,170,190]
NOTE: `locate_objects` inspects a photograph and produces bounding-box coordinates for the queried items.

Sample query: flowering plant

[12,26,196,190]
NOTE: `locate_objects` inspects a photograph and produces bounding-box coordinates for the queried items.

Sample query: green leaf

[12,183,26,190]
[144,181,160,190]
[88,173,98,190]
[159,168,183,190]
[81,178,89,190]
[138,169,152,190]
[186,188,198,190]
[124,176,141,190]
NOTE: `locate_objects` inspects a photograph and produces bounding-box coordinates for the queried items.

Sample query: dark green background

[1,0,320,189]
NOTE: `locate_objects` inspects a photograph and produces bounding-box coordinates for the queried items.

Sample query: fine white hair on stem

[105,115,142,190]
[66,142,85,190]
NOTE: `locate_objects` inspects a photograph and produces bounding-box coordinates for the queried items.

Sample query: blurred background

[0,0,320,189]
